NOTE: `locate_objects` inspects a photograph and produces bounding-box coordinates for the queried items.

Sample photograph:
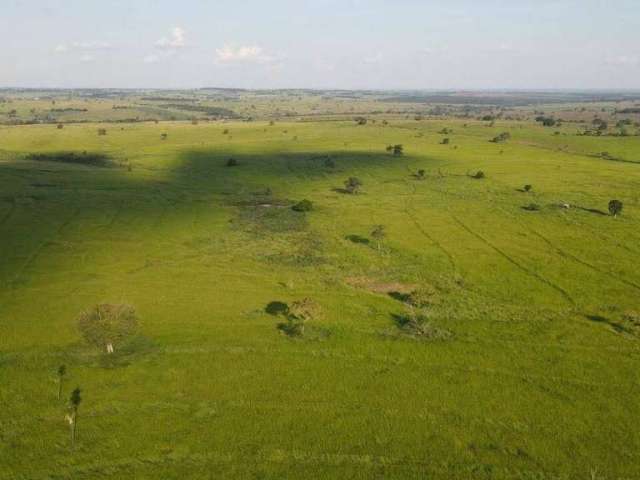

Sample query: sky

[2,0,639,90]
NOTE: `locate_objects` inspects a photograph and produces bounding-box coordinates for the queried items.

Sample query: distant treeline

[159,104,239,117]
[141,96,198,102]
[50,108,88,113]
[617,108,640,114]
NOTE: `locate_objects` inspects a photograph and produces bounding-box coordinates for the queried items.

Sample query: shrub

[490,132,511,143]
[392,144,403,156]
[226,158,238,167]
[441,138,450,145]
[277,298,322,337]
[97,128,107,136]
[160,133,168,140]
[471,171,485,179]
[406,285,439,308]
[324,157,336,168]
[292,199,313,212]
[77,304,138,354]
[523,203,541,211]
[524,184,532,192]
[57,123,64,129]
[344,177,362,194]
[416,169,426,180]
[608,199,623,217]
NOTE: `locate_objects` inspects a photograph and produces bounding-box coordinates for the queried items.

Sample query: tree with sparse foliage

[57,365,66,400]
[608,199,623,217]
[279,298,322,337]
[392,144,403,156]
[77,304,138,354]
[371,225,386,251]
[344,177,362,194]
[68,387,81,447]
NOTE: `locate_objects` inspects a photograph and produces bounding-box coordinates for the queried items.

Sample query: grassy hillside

[1,118,639,479]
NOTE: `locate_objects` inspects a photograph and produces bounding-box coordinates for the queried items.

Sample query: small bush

[441,138,450,145]
[77,304,138,354]
[344,177,362,194]
[97,128,107,136]
[522,203,541,211]
[471,171,485,179]
[292,199,313,212]
[57,123,64,129]
[608,199,623,217]
[226,158,238,167]
[524,184,532,192]
[490,132,511,143]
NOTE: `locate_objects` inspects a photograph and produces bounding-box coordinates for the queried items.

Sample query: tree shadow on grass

[345,234,370,245]
[584,314,631,334]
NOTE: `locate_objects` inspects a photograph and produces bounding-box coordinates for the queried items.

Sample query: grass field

[1,113,640,479]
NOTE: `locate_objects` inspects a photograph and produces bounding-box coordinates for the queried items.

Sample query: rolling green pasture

[1,118,639,479]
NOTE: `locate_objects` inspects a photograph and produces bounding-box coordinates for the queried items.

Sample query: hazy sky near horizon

[2,0,639,90]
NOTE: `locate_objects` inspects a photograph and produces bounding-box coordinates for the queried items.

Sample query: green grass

[1,117,639,479]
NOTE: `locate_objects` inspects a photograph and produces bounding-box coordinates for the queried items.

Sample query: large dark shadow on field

[0,147,438,278]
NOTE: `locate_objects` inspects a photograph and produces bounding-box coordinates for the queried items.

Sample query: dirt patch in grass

[345,276,417,295]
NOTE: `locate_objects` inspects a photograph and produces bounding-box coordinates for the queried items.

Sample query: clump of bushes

[77,304,138,354]
[292,199,313,212]
[406,285,440,308]
[385,144,403,156]
[489,132,511,143]
[393,309,451,340]
[271,298,322,337]
[344,177,362,194]
[608,199,623,217]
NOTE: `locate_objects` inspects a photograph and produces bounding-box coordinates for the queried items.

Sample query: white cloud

[54,41,112,54]
[79,54,94,63]
[363,53,383,65]
[215,45,275,64]
[156,27,187,50]
[606,55,639,66]
[143,54,160,64]
[72,41,112,50]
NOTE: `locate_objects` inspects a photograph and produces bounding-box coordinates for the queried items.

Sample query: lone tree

[371,225,386,251]
[608,199,623,217]
[77,304,138,354]
[68,387,82,447]
[344,177,362,194]
[416,169,426,180]
[57,365,66,400]
[392,144,404,156]
[280,298,322,337]
[524,184,532,192]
